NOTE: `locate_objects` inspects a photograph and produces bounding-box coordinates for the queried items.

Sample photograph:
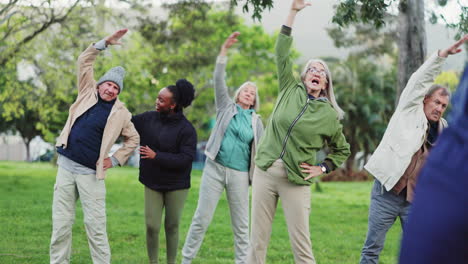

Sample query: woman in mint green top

[182,32,264,264]
[215,104,255,171]
[248,1,350,263]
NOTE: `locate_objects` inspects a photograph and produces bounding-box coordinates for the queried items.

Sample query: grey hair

[301,59,344,120]
[425,84,451,98]
[233,81,260,111]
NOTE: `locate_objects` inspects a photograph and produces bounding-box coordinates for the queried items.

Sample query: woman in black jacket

[132,79,197,264]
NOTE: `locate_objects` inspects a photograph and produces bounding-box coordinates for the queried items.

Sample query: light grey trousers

[50,166,110,264]
[182,158,250,264]
[247,160,316,264]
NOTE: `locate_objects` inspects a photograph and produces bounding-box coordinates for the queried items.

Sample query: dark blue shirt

[57,95,115,170]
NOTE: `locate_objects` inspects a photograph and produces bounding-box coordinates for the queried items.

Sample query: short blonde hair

[301,59,344,119]
[233,81,260,111]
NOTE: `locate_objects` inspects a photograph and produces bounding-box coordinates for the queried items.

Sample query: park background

[1,0,467,263]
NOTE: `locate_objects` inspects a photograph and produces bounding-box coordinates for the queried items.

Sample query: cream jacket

[56,44,139,180]
[365,52,447,191]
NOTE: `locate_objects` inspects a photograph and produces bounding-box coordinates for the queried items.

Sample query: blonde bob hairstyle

[300,59,344,120]
[233,81,260,111]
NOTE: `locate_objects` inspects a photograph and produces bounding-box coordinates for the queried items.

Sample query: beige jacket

[365,52,447,191]
[56,44,139,180]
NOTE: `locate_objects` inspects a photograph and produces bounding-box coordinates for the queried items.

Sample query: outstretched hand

[439,34,468,58]
[285,0,312,27]
[219,32,240,56]
[291,0,312,12]
[105,28,128,46]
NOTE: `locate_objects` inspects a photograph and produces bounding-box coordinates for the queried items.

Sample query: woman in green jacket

[247,1,350,263]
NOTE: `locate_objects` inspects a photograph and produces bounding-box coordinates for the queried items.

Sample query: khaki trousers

[248,160,315,264]
[50,166,110,264]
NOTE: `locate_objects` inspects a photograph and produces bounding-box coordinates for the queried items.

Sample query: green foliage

[0,0,291,145]
[0,161,402,263]
[435,5,468,40]
[326,19,397,57]
[111,1,286,140]
[434,71,460,92]
[0,0,149,146]
[332,0,389,29]
[330,54,397,170]
[0,0,94,66]
[230,0,274,21]
[332,0,467,39]
[0,3,108,157]
[325,21,398,171]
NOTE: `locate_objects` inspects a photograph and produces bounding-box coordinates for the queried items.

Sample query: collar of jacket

[235,104,255,113]
[299,83,329,102]
[93,90,125,115]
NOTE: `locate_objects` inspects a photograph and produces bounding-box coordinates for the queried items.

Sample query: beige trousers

[50,166,110,264]
[247,160,315,264]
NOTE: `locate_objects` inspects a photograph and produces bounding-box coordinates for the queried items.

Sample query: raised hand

[291,0,312,12]
[105,28,128,46]
[219,32,240,56]
[439,34,468,58]
[285,0,312,27]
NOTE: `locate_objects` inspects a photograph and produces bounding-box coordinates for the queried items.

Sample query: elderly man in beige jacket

[360,35,468,264]
[49,29,139,264]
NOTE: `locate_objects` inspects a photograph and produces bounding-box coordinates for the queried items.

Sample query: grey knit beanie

[97,66,126,92]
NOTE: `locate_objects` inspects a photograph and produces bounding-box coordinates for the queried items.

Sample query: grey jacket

[204,56,264,181]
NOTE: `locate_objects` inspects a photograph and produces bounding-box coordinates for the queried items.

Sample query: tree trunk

[22,137,31,162]
[396,0,427,104]
[345,152,356,177]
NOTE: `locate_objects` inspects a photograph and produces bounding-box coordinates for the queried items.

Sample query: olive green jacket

[255,31,350,185]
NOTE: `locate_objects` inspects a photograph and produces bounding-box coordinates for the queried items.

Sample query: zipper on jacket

[279,98,310,159]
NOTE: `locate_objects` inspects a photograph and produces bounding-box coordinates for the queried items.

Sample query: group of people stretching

[48,0,467,263]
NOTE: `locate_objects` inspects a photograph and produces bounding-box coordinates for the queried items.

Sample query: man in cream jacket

[50,29,139,264]
[360,35,467,264]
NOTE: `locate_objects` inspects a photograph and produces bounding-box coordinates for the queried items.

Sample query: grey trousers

[145,187,189,264]
[360,180,410,264]
[182,158,250,264]
[50,166,110,264]
[247,160,315,264]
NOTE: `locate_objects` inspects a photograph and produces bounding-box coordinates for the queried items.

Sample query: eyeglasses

[306,67,327,77]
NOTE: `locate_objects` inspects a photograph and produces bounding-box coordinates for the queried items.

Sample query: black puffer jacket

[132,111,197,191]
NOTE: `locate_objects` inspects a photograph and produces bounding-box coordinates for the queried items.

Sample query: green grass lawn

[0,161,402,264]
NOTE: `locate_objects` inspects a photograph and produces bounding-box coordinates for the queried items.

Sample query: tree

[323,20,399,174]
[230,0,467,102]
[0,0,92,66]
[1,0,292,157]
[329,54,396,174]
[110,0,292,140]
[0,2,111,160]
[229,0,274,20]
[332,0,467,102]
[0,57,45,160]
